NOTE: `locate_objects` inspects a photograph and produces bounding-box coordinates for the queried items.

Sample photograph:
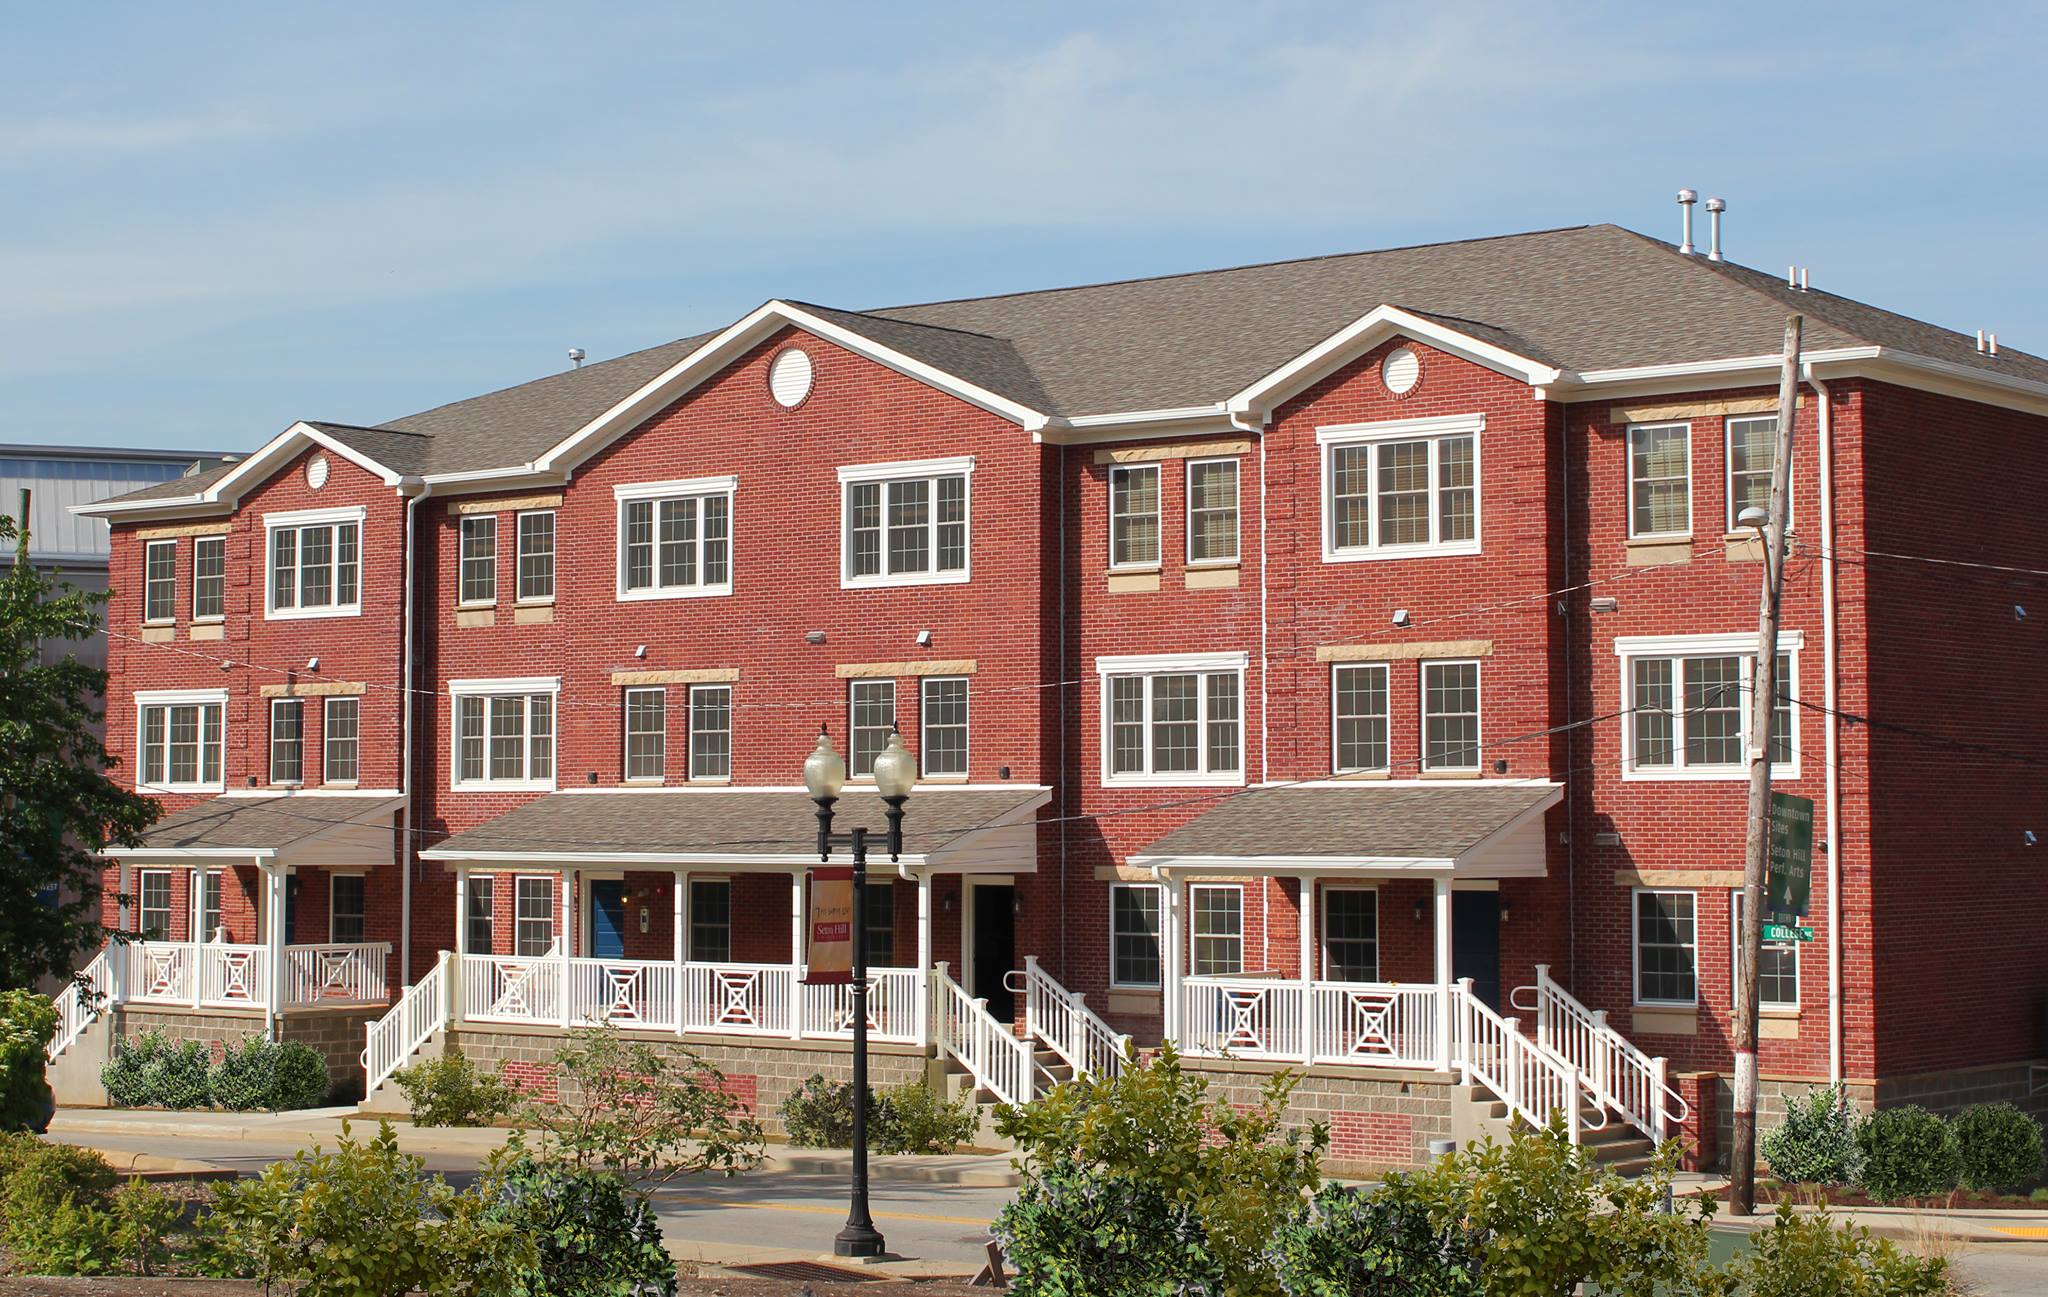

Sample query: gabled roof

[1128,782,1561,871]
[103,793,405,860]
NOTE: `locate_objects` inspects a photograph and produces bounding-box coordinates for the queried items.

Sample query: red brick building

[56,223,2048,1168]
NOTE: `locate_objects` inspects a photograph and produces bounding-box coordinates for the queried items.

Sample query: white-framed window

[1186,458,1240,566]
[920,677,968,779]
[137,870,172,940]
[864,880,896,967]
[848,679,896,778]
[1190,884,1244,976]
[689,878,731,962]
[1109,463,1161,569]
[1322,886,1379,982]
[1731,890,1800,1011]
[838,457,972,588]
[329,873,366,943]
[136,689,226,792]
[623,687,665,782]
[1319,413,1482,561]
[466,874,495,954]
[1098,652,1247,787]
[269,698,304,785]
[1421,660,1481,772]
[1628,421,1692,539]
[516,510,555,603]
[1109,883,1163,988]
[615,476,735,601]
[451,677,559,791]
[458,515,497,605]
[1616,632,1801,779]
[689,684,732,782]
[1725,415,1785,531]
[192,536,225,621]
[143,539,177,622]
[265,506,363,618]
[1633,889,1698,1006]
[514,875,555,956]
[323,696,359,784]
[201,869,222,940]
[1332,662,1390,773]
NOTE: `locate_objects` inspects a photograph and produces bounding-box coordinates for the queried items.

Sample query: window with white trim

[1634,889,1697,1006]
[623,687,665,782]
[323,696,359,783]
[1725,415,1784,531]
[1110,884,1162,988]
[458,515,497,604]
[201,870,222,940]
[138,870,172,940]
[839,459,971,586]
[864,880,895,967]
[517,510,555,602]
[1421,660,1481,772]
[270,698,303,785]
[192,536,225,621]
[267,509,362,617]
[848,679,896,778]
[452,680,558,790]
[689,684,732,781]
[514,876,555,956]
[920,677,968,779]
[138,692,225,792]
[1109,464,1160,569]
[1187,458,1240,565]
[330,874,366,943]
[689,879,731,962]
[467,875,495,954]
[1628,421,1691,539]
[143,540,176,622]
[1731,890,1799,1010]
[1332,663,1390,773]
[1190,884,1243,976]
[1619,634,1798,778]
[1102,655,1244,785]
[1321,415,1481,560]
[616,478,734,600]
[1322,887,1379,982]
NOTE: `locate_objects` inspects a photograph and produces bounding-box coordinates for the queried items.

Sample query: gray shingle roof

[127,794,402,851]
[1130,784,1558,862]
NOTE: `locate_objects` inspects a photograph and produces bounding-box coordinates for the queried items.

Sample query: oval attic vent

[769,348,814,408]
[1381,346,1420,395]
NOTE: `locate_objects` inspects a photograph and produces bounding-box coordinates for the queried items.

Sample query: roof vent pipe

[568,347,587,369]
[1978,330,1988,354]
[1677,189,1698,254]
[1799,268,1808,292]
[1704,197,1726,262]
[1990,333,2000,357]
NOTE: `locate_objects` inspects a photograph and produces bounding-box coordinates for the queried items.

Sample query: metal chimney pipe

[1677,189,1698,255]
[1978,330,1988,354]
[1989,333,2000,357]
[1705,197,1726,262]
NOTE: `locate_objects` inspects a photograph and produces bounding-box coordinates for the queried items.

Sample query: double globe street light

[803,725,915,1260]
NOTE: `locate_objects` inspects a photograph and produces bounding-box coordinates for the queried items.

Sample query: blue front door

[589,880,627,959]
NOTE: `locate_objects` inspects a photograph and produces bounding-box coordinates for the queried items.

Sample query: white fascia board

[101,846,278,860]
[1614,630,1805,657]
[1447,785,1565,863]
[1547,345,2048,420]
[1130,853,1457,873]
[1095,650,1249,676]
[448,675,562,695]
[418,847,934,869]
[71,422,414,521]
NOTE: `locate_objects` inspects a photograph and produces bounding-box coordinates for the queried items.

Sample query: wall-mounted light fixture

[806,630,827,645]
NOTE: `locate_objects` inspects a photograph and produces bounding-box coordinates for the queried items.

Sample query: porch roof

[1128,781,1561,876]
[417,785,1051,873]
[104,792,405,864]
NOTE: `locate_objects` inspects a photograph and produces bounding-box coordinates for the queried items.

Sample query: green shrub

[109,1176,181,1277]
[0,990,59,1132]
[1953,1102,2044,1194]
[8,1199,121,1275]
[0,1136,118,1211]
[0,1138,122,1276]
[209,1035,284,1111]
[102,1030,214,1109]
[779,1072,865,1148]
[1856,1105,1961,1201]
[522,1026,763,1183]
[1761,1084,1861,1185]
[1274,1183,1479,1296]
[270,1041,332,1110]
[394,1050,516,1127]
[1725,1200,1949,1297]
[490,1153,678,1296]
[874,1081,979,1154]
[995,1161,1223,1295]
[99,1030,156,1107]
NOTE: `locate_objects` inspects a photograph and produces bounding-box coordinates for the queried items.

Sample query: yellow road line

[664,1196,991,1227]
[1989,1225,2048,1238]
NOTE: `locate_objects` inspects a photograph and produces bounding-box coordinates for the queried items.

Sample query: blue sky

[5,2,2042,452]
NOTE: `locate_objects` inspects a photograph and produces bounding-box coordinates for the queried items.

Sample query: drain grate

[729,1259,887,1284]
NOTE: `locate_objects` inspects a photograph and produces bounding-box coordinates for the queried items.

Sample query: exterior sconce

[1413,899,1427,922]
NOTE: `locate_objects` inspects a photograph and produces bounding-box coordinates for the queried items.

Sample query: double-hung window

[1320,414,1481,560]
[467,875,496,954]
[1618,632,1800,778]
[864,881,896,967]
[1731,891,1800,1010]
[514,876,555,956]
[1109,464,1160,569]
[839,457,972,587]
[458,516,497,605]
[270,698,304,785]
[137,690,225,792]
[266,507,363,617]
[1332,663,1390,773]
[1323,888,1379,982]
[137,871,172,940]
[1109,884,1163,988]
[1726,415,1784,531]
[1628,421,1692,539]
[452,678,558,790]
[1634,889,1698,1006]
[323,697,359,783]
[1187,458,1240,565]
[201,870,222,940]
[517,510,555,602]
[330,874,366,943]
[848,680,896,778]
[1421,660,1481,771]
[689,879,731,962]
[143,540,177,622]
[919,677,968,779]
[192,536,225,621]
[616,477,735,600]
[623,687,666,782]
[1190,884,1244,976]
[689,684,733,781]
[1099,653,1245,786]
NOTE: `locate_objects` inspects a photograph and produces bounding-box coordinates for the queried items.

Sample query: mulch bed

[0,1280,988,1296]
[1699,1183,2048,1211]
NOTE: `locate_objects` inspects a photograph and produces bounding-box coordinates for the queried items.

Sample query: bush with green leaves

[0,990,59,1132]
[1760,1084,1861,1186]
[100,1030,208,1109]
[996,1160,1224,1295]
[1856,1104,1961,1201]
[1274,1183,1479,1297]
[394,1050,517,1127]
[1953,1101,2044,1194]
[269,1039,332,1109]
[1724,1200,1949,1297]
[0,1134,123,1275]
[874,1080,980,1154]
[779,1072,865,1148]
[489,1150,678,1296]
[522,1025,763,1183]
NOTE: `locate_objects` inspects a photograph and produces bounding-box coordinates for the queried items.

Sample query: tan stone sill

[141,623,175,643]
[455,607,496,628]
[1107,990,1163,1014]
[513,604,553,625]
[324,781,358,790]
[1761,1017,1799,1040]
[1185,565,1240,590]
[188,623,225,642]
[1626,538,1693,567]
[1334,769,1390,780]
[1106,570,1161,594]
[1631,1008,1699,1036]
[1614,868,1744,888]
[1420,769,1482,780]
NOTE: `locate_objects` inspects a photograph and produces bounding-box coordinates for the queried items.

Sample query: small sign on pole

[1762,922,1816,943]
[805,867,853,984]
[1766,792,1815,922]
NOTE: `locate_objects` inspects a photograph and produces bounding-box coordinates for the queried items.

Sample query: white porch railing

[1022,955,1130,1079]
[124,942,194,1004]
[46,951,111,1062]
[285,943,390,1006]
[1513,964,1686,1142]
[933,962,1039,1106]
[677,961,793,1035]
[121,940,389,1010]
[199,944,270,1007]
[461,952,565,1024]
[1457,979,1598,1145]
[363,951,452,1093]
[1177,977,1443,1069]
[571,958,680,1032]
[800,968,922,1044]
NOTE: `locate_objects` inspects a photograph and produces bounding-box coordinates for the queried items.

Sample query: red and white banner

[803,867,853,984]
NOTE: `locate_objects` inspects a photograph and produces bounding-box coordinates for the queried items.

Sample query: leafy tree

[0,511,160,988]
[1,989,59,1130]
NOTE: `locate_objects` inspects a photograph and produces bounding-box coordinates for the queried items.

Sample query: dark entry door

[1452,891,1502,1009]
[972,885,1016,1021]
[589,880,627,960]
[284,876,301,945]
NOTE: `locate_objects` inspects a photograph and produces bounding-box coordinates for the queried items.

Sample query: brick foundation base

[114,1005,383,1103]
[1176,1057,1457,1172]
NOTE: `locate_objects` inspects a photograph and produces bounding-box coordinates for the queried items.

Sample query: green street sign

[1763,922,1816,943]
[1767,792,1815,920]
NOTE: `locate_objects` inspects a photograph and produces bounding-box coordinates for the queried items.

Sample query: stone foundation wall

[1178,1057,1457,1173]
[112,1005,381,1104]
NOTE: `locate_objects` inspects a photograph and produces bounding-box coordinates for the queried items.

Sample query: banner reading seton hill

[804,867,853,984]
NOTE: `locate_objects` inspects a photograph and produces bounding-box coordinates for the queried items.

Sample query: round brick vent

[1381,346,1420,395]
[306,455,330,490]
[769,347,814,408]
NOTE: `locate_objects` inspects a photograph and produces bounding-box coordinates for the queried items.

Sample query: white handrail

[362,950,451,1094]
[1021,956,1130,1080]
[1514,965,1687,1142]
[932,962,1037,1106]
[47,950,111,1062]
[1456,980,1600,1146]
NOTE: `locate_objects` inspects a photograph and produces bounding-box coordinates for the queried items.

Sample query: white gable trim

[72,422,417,521]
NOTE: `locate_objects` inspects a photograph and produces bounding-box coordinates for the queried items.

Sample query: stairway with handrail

[1509,963,1688,1143]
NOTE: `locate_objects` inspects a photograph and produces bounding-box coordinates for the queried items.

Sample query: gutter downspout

[398,482,429,988]
[1806,372,1843,1087]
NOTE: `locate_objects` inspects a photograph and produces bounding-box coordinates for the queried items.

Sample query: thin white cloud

[0,111,274,160]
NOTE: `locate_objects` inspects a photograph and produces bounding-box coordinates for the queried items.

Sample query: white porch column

[1298,875,1315,1066]
[189,867,204,1008]
[671,871,686,1039]
[1162,873,1182,1044]
[557,870,575,1028]
[915,871,933,1048]
[263,865,286,1037]
[453,871,470,956]
[1433,875,1454,1074]
[789,870,805,1039]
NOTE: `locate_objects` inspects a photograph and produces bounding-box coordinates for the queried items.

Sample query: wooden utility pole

[1729,314,1803,1214]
